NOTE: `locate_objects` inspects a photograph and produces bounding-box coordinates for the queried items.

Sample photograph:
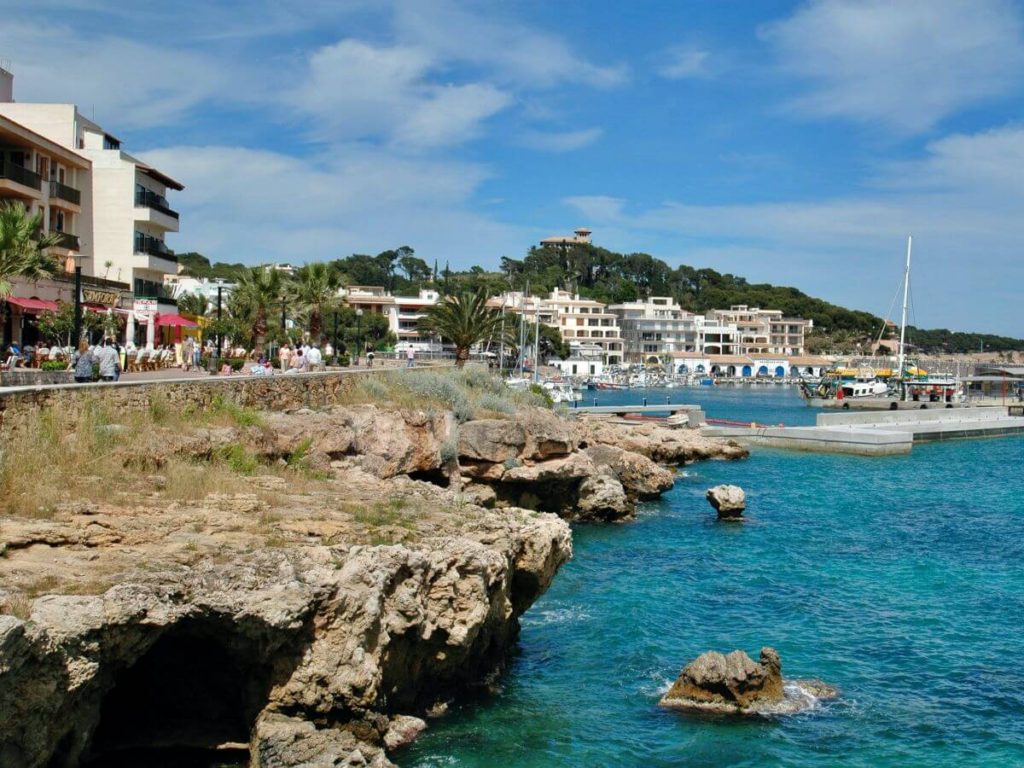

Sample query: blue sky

[2,0,1023,334]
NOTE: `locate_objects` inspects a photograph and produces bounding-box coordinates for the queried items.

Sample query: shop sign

[133,298,157,319]
[82,288,121,306]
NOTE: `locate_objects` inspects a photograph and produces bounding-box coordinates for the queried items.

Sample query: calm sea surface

[406,386,1024,768]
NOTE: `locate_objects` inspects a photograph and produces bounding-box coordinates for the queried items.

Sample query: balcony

[49,180,81,207]
[52,231,80,251]
[0,157,43,197]
[134,232,176,260]
[135,188,179,219]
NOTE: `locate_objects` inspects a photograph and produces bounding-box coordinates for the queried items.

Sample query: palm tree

[177,292,210,318]
[0,201,62,349]
[419,289,506,368]
[233,265,284,355]
[288,262,340,344]
[0,201,62,298]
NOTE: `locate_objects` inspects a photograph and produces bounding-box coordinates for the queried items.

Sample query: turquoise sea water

[407,387,1024,768]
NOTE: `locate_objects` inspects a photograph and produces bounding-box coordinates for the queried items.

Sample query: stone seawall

[0,370,389,436]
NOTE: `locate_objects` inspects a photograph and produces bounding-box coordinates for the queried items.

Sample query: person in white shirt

[306,345,323,371]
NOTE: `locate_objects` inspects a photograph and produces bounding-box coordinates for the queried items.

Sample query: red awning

[4,297,60,313]
[82,302,112,312]
[156,313,198,328]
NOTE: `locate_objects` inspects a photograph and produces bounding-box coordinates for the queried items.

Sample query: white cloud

[656,46,711,79]
[0,21,240,129]
[392,0,628,88]
[291,39,511,148]
[563,125,1024,334]
[761,0,1024,133]
[140,144,526,268]
[519,128,603,152]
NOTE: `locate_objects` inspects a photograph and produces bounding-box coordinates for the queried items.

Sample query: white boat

[839,381,891,398]
[543,381,582,403]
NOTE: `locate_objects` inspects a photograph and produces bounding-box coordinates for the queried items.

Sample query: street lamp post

[355,309,364,366]
[72,252,83,344]
[332,311,339,362]
[212,285,223,372]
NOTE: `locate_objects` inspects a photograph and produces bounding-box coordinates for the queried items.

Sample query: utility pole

[897,236,912,400]
[214,286,222,368]
[533,294,541,384]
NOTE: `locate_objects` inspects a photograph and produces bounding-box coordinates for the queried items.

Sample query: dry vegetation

[337,368,552,421]
[0,379,510,612]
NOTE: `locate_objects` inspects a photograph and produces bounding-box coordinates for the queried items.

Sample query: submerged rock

[659,647,783,714]
[706,484,746,520]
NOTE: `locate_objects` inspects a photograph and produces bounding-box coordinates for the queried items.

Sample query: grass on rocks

[1,396,286,519]
[340,368,550,421]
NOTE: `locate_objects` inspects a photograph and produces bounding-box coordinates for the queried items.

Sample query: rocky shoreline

[0,400,746,767]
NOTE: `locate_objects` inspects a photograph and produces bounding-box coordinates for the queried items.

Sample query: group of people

[276,343,327,374]
[70,339,123,383]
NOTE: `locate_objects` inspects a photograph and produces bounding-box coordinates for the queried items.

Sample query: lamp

[72,251,83,344]
[356,308,364,366]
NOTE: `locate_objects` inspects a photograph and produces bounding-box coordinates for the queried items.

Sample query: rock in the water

[659,647,783,714]
[706,484,745,520]
[383,715,427,751]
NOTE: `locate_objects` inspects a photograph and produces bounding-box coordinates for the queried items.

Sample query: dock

[569,403,706,427]
[705,406,1024,456]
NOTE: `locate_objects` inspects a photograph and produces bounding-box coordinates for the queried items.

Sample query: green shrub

[528,383,554,408]
[210,395,263,427]
[217,443,258,475]
[41,361,67,371]
[226,358,246,372]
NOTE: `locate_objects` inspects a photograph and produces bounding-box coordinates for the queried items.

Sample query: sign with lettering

[133,298,157,319]
[82,288,120,306]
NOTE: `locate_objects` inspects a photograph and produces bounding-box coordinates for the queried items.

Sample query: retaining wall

[0,370,385,436]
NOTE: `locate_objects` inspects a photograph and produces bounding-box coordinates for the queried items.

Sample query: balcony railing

[135,188,179,219]
[134,232,177,262]
[49,180,81,206]
[52,231,80,251]
[0,158,43,190]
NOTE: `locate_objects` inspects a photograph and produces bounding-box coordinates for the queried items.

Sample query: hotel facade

[0,66,184,347]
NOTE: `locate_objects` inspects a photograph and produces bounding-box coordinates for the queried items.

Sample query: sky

[1,0,1023,334]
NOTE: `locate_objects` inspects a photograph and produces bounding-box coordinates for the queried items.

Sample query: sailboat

[802,236,941,403]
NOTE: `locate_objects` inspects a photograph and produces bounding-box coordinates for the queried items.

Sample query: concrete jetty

[706,406,1024,456]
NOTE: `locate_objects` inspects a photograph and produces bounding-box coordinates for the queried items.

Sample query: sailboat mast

[897,235,912,382]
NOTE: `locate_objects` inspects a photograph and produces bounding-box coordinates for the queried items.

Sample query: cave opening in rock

[82,624,272,768]
[407,468,451,488]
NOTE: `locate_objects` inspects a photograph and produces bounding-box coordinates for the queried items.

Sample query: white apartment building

[609,296,700,362]
[165,275,236,304]
[705,305,811,356]
[1,102,137,347]
[0,67,184,327]
[342,286,441,348]
[498,288,624,365]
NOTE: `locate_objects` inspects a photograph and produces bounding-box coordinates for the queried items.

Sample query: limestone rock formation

[706,484,746,520]
[583,418,748,464]
[382,715,428,751]
[457,419,526,463]
[584,444,674,499]
[0,483,571,768]
[659,647,784,714]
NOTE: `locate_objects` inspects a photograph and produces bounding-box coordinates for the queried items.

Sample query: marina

[708,405,1024,455]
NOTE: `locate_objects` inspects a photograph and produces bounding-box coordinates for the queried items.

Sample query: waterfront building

[670,353,829,379]
[0,102,136,346]
[0,66,184,343]
[165,275,236,304]
[705,305,812,356]
[497,288,624,365]
[341,286,441,349]
[609,297,701,363]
